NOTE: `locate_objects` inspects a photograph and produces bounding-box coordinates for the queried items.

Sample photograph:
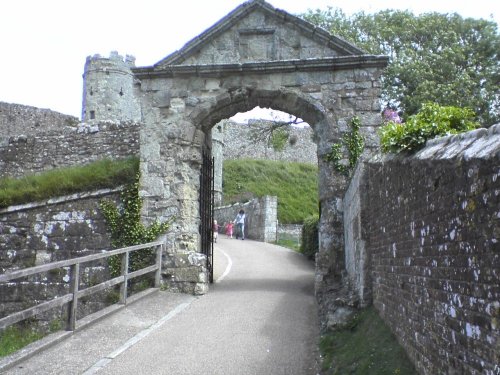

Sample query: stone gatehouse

[81,0,387,294]
[2,1,499,373]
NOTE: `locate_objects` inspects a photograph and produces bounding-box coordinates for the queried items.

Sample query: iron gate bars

[200,150,214,283]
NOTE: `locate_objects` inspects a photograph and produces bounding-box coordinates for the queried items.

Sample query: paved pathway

[2,237,319,375]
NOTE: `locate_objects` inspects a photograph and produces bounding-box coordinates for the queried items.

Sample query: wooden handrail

[0,240,164,331]
[0,240,164,283]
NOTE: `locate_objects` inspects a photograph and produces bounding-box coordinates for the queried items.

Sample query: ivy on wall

[99,173,171,276]
[325,116,365,176]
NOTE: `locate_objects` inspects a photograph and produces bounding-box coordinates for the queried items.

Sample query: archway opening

[216,105,318,229]
[194,92,324,283]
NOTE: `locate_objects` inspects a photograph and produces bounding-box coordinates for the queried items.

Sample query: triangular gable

[154,0,365,68]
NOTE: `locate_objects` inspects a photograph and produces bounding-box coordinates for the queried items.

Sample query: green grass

[0,325,44,357]
[0,157,138,209]
[223,159,318,224]
[276,238,301,252]
[320,306,417,375]
[0,319,64,358]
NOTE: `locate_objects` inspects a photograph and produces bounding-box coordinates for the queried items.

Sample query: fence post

[120,251,129,305]
[67,263,80,331]
[276,220,279,243]
[155,243,163,288]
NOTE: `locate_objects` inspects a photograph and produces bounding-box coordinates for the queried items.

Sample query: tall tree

[302,8,500,126]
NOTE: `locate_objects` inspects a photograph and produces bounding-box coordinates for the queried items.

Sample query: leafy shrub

[300,215,319,259]
[379,102,479,153]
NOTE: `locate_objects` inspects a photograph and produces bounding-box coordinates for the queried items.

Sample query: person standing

[234,209,246,240]
[225,221,234,238]
[213,220,219,243]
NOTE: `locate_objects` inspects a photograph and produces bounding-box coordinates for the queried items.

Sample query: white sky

[1,0,498,119]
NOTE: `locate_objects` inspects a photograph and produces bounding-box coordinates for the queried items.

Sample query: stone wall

[0,188,120,273]
[277,224,302,244]
[0,121,140,179]
[0,101,79,138]
[343,161,370,307]
[214,196,278,243]
[221,119,317,164]
[0,189,120,319]
[355,125,500,374]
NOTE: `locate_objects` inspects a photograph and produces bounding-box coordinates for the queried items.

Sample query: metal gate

[200,150,214,283]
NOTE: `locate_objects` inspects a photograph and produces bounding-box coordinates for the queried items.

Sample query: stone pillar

[139,94,209,295]
[212,122,224,206]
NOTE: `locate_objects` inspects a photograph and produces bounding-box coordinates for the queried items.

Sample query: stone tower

[81,51,141,122]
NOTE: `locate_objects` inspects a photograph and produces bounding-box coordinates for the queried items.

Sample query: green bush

[379,102,479,153]
[300,215,319,259]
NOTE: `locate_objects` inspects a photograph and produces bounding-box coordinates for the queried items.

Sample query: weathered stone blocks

[0,122,140,179]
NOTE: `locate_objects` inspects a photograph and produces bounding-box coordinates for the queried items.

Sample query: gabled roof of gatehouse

[154,0,366,68]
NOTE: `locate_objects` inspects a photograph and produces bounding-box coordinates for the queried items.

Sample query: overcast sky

[1,0,498,119]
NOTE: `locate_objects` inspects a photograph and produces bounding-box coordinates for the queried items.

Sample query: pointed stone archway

[130,0,388,294]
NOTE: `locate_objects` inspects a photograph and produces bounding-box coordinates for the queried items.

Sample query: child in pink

[225,221,234,238]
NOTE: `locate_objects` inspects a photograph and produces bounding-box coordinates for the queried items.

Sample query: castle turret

[81,51,141,122]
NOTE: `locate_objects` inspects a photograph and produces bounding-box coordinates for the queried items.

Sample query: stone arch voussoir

[190,87,327,132]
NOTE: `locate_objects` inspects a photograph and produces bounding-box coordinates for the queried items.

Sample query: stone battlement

[85,51,136,67]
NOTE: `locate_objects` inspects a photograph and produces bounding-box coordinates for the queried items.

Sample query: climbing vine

[324,116,365,176]
[99,173,171,276]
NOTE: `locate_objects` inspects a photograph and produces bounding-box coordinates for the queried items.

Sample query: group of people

[212,209,246,242]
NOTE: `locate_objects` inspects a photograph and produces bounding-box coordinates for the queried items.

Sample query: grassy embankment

[0,157,138,209]
[223,158,319,250]
[222,159,319,224]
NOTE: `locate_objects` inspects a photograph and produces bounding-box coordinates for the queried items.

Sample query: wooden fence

[0,240,164,331]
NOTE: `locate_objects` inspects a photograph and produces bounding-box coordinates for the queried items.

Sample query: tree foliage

[302,8,500,126]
